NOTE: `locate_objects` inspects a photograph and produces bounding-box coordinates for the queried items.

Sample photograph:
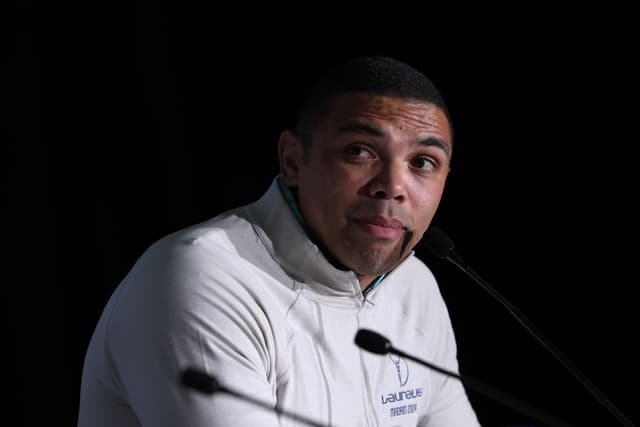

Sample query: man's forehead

[326,93,446,125]
[326,93,452,140]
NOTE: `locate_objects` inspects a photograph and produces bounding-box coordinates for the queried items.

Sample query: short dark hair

[295,56,453,145]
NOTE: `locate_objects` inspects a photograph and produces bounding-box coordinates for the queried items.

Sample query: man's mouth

[352,216,406,240]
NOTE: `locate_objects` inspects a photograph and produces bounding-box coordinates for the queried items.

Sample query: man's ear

[278,130,304,186]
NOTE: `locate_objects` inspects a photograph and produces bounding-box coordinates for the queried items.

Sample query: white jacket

[79,176,480,427]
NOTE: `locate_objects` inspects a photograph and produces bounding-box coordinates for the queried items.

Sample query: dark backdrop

[9,2,638,426]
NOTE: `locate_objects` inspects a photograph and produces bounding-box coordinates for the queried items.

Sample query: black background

[9,2,639,426]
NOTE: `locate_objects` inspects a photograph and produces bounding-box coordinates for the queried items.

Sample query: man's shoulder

[129,208,259,276]
[121,206,285,300]
[155,208,251,250]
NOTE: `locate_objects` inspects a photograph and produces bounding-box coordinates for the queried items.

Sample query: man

[78,56,481,426]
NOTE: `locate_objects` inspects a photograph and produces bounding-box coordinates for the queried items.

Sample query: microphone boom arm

[424,225,635,427]
[181,367,330,427]
[447,255,635,427]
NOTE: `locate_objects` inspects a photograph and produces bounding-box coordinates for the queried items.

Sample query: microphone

[422,226,636,427]
[180,367,331,427]
[355,329,576,427]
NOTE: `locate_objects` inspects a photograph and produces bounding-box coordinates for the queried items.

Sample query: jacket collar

[246,176,362,297]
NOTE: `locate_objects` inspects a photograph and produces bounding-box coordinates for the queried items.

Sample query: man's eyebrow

[336,121,451,158]
[418,137,450,158]
[336,121,386,137]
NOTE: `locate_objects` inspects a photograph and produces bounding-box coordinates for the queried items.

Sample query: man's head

[279,56,453,288]
[295,56,453,158]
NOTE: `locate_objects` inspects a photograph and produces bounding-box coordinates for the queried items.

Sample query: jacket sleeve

[104,238,286,427]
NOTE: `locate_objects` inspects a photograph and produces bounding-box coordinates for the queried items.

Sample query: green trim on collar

[363,273,387,297]
[277,175,306,227]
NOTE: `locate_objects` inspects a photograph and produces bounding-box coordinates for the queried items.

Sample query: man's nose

[367,162,407,202]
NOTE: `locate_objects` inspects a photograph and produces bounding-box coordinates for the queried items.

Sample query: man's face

[281,93,452,285]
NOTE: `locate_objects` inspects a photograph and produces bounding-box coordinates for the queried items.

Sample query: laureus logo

[389,354,409,387]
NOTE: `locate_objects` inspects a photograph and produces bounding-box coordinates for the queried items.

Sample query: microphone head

[422,226,456,260]
[354,329,392,355]
[181,367,222,395]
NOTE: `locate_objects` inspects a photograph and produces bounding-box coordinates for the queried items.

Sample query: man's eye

[412,157,436,171]
[345,146,374,158]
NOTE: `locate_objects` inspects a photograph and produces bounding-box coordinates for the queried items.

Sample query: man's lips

[356,216,405,229]
[352,216,406,240]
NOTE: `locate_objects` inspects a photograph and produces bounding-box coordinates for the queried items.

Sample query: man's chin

[350,252,404,278]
